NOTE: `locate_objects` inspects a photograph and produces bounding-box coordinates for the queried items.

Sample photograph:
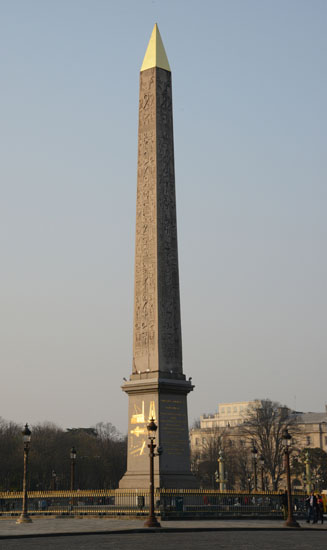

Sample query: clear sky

[1,0,326,433]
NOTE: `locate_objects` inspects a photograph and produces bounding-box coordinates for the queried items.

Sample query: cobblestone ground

[1,531,326,550]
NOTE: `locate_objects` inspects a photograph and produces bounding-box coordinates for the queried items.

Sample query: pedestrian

[305,491,317,523]
[280,490,288,520]
[317,495,324,524]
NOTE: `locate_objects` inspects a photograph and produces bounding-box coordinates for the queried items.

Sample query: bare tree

[241,399,296,490]
[0,417,21,490]
[190,429,224,487]
[292,448,327,490]
[190,418,201,429]
[225,440,251,490]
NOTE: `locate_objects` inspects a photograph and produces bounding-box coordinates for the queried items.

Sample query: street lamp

[302,472,307,492]
[304,450,311,494]
[214,469,219,488]
[218,451,226,491]
[282,428,300,528]
[251,441,258,491]
[247,475,252,493]
[70,447,77,491]
[51,470,57,491]
[16,424,32,524]
[144,417,162,528]
[259,455,265,491]
[313,472,320,492]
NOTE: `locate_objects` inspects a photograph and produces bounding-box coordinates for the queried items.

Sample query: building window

[306,436,311,446]
[227,407,231,414]
[220,408,225,414]
[233,407,237,412]
[228,439,234,447]
[325,436,327,446]
[195,438,199,446]
[240,440,245,447]
[202,438,206,445]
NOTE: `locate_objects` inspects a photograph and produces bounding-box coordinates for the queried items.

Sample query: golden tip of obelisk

[141,23,171,72]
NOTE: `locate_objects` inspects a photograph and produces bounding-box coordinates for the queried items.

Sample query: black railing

[0,489,314,519]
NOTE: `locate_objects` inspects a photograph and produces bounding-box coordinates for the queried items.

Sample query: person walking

[306,492,317,523]
[281,490,288,520]
[317,495,324,524]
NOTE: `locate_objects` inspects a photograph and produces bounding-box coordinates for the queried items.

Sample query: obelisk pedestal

[119,24,197,489]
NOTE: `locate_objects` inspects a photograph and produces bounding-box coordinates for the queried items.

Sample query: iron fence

[0,489,312,519]
[159,490,309,519]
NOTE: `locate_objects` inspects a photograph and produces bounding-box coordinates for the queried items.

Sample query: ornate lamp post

[16,424,32,524]
[304,450,311,494]
[282,428,300,528]
[144,417,162,528]
[302,472,307,492]
[51,470,57,491]
[70,447,77,491]
[259,455,265,491]
[247,474,252,492]
[214,469,219,488]
[313,472,321,492]
[218,451,226,491]
[251,441,258,491]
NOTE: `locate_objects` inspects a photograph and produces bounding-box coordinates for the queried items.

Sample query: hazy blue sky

[1,0,326,433]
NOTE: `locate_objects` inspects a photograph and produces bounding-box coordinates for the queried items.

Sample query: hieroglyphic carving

[156,68,182,373]
[133,68,157,371]
[133,67,182,375]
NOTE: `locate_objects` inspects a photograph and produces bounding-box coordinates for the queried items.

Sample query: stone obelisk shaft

[133,64,182,379]
[119,25,196,489]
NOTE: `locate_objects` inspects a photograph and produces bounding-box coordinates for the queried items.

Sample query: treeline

[0,418,126,491]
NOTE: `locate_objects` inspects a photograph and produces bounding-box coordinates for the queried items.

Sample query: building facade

[200,401,258,429]
[191,401,327,453]
[190,401,327,490]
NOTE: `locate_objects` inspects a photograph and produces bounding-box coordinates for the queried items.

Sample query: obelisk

[119,24,196,489]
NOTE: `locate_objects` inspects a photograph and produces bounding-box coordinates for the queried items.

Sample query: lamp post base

[16,514,32,524]
[284,518,300,528]
[144,515,161,528]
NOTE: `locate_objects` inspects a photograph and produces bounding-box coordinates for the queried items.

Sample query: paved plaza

[1,529,327,550]
[0,518,326,549]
